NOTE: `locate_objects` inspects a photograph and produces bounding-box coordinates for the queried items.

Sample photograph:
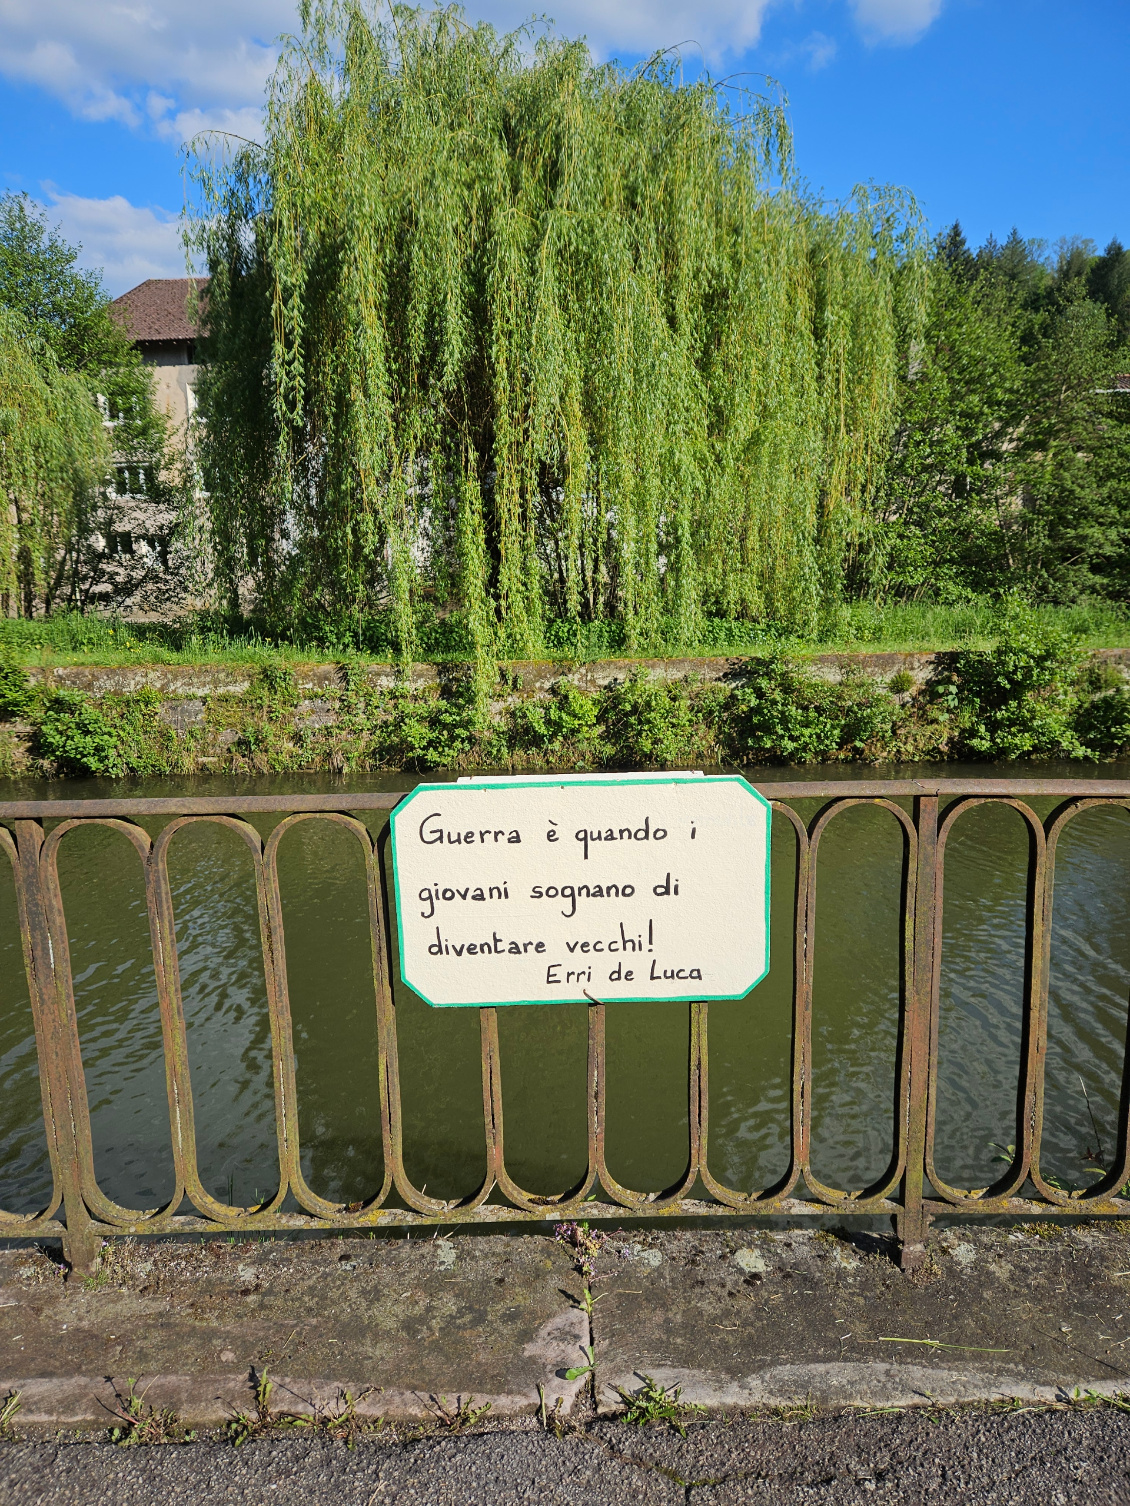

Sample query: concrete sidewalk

[2,1221,1130,1432]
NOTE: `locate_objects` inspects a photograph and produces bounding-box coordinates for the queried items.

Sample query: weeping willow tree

[0,308,108,616]
[191,1,925,663]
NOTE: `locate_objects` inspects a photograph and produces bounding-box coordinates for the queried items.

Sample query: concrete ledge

[22,648,1130,702]
[597,1360,1125,1413]
[5,1225,1130,1431]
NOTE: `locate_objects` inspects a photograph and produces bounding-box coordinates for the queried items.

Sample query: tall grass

[0,599,1125,668]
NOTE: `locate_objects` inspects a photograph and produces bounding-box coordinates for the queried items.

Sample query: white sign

[389,773,770,1008]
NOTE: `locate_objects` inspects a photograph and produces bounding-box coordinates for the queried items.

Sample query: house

[111,277,206,432]
[81,278,210,614]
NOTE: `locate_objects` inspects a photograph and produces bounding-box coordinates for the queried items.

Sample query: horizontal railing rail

[0,778,1127,1271]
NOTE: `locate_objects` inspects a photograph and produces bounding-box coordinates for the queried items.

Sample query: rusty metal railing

[1,779,1128,1271]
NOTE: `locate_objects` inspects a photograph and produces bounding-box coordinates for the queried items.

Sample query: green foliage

[36,690,124,776]
[190,2,924,665]
[0,194,173,615]
[0,650,34,719]
[936,614,1089,760]
[1075,686,1130,759]
[379,680,480,770]
[9,614,1130,778]
[598,671,708,767]
[615,1374,705,1436]
[859,224,1130,608]
[727,657,895,763]
[0,307,109,614]
[509,680,602,755]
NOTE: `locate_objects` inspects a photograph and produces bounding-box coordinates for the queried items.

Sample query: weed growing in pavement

[615,1375,706,1437]
[228,1369,275,1446]
[434,1395,492,1431]
[108,1379,194,1445]
[577,1285,603,1317]
[565,1344,596,1383]
[764,1395,819,1424]
[554,1221,607,1282]
[1066,1388,1130,1413]
[282,1388,380,1449]
[0,1390,21,1439]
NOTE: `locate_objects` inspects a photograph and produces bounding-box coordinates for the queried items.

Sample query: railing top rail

[0,778,1127,821]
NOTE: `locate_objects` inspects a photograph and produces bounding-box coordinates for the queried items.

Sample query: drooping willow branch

[189,1,926,674]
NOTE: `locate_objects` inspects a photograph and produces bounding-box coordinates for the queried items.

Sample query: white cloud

[850,0,944,43]
[38,188,193,296]
[480,0,776,64]
[0,0,779,142]
[800,31,838,70]
[0,0,945,155]
[0,0,282,144]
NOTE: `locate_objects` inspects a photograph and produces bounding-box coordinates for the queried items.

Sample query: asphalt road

[3,1408,1130,1504]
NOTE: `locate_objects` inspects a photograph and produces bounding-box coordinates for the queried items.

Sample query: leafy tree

[1088,238,1130,343]
[852,257,1023,599]
[0,194,159,452]
[0,193,173,613]
[1012,292,1130,601]
[189,1,926,671]
[0,307,109,614]
[857,223,1130,607]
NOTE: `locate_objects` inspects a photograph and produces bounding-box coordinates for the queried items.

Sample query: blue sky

[0,0,1125,294]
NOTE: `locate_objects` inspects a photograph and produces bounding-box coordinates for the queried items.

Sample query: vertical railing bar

[372,823,455,1215]
[14,819,99,1270]
[477,1007,503,1208]
[897,794,938,1270]
[1016,805,1049,1194]
[0,831,63,1228]
[693,1000,708,1198]
[0,827,62,1229]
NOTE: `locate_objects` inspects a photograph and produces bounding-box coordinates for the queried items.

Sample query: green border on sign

[389,773,772,1008]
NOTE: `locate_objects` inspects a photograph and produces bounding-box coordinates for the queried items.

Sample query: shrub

[37,691,123,776]
[598,671,703,767]
[725,657,894,763]
[381,683,479,769]
[509,681,603,757]
[1075,686,1130,758]
[938,616,1088,760]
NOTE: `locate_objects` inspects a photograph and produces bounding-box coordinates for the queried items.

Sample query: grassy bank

[0,600,1127,669]
[0,613,1128,779]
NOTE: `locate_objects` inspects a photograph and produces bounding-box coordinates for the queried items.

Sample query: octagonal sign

[389,772,770,1007]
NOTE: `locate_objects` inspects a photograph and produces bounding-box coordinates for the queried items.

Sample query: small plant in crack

[435,1395,492,1432]
[577,1285,603,1317]
[766,1394,818,1424]
[555,1220,606,1282]
[280,1388,380,1448]
[565,1343,596,1382]
[0,1390,21,1438]
[615,1375,705,1437]
[227,1368,275,1446]
[108,1379,194,1445]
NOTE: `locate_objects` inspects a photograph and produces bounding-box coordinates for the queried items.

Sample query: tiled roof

[111,278,209,343]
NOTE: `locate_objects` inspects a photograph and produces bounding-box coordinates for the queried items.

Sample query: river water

[0,764,1128,1218]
